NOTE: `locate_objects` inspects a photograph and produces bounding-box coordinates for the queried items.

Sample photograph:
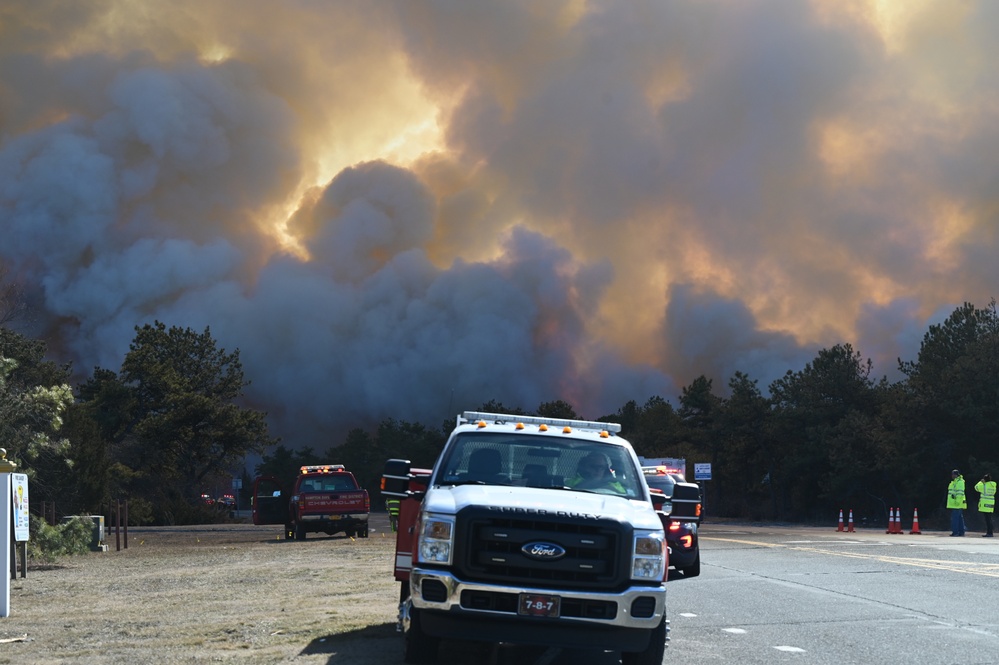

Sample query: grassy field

[1,517,409,664]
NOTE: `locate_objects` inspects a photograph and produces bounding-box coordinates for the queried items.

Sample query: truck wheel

[404,607,439,664]
[621,615,669,665]
[681,551,700,578]
[295,523,307,541]
[284,524,294,540]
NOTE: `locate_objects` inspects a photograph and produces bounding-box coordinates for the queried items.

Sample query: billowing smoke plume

[2,1,996,445]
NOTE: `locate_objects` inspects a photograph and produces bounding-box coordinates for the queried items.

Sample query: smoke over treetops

[2,1,995,446]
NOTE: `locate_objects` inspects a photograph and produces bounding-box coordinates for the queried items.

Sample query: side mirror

[669,481,702,525]
[649,489,669,512]
[381,458,413,497]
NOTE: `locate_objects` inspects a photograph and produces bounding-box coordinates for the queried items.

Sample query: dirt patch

[0,516,412,664]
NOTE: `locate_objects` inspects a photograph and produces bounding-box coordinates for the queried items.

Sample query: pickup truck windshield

[435,432,643,498]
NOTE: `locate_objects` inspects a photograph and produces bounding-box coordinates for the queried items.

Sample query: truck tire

[404,607,439,664]
[295,522,307,541]
[284,524,294,540]
[621,615,668,665]
[680,551,700,578]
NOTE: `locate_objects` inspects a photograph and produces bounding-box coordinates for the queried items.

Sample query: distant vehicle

[253,464,370,540]
[643,466,701,578]
[199,493,215,506]
[217,493,236,507]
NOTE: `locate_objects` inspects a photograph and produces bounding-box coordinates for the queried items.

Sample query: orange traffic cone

[910,508,921,534]
[892,507,904,534]
[837,509,845,532]
[847,509,855,532]
[886,507,893,533]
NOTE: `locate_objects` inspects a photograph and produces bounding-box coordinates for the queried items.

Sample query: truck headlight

[417,513,455,565]
[631,531,666,581]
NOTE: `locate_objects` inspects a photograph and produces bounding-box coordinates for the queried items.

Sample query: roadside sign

[12,474,29,542]
[232,478,243,490]
[694,463,712,481]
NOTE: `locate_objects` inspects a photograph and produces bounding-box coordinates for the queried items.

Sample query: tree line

[1,300,996,529]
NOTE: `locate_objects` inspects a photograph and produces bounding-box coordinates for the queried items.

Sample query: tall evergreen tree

[0,328,74,502]
[80,321,277,523]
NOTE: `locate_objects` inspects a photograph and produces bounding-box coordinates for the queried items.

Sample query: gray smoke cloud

[2,1,995,445]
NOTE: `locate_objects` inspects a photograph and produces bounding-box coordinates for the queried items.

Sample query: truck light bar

[300,464,346,474]
[647,466,683,475]
[460,411,622,434]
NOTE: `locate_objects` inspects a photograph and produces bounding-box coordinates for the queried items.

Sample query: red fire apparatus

[253,464,369,540]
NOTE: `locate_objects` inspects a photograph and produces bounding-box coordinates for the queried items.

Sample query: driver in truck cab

[567,452,626,493]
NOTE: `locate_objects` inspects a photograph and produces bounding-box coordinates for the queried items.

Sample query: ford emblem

[521,541,566,561]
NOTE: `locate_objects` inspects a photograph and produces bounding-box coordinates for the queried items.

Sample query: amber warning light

[300,464,346,474]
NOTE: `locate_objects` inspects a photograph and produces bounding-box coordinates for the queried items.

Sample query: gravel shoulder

[1,515,408,664]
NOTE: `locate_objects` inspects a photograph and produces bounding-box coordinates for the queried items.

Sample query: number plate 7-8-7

[518,593,560,618]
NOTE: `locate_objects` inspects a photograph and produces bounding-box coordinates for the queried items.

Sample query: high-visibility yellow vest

[947,477,967,509]
[566,475,626,494]
[974,480,996,514]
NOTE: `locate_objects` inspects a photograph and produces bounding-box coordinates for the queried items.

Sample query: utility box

[61,515,107,552]
[89,515,106,551]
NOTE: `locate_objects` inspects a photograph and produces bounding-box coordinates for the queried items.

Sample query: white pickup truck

[382,411,670,664]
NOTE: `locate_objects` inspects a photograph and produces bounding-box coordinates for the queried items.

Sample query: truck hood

[423,485,662,532]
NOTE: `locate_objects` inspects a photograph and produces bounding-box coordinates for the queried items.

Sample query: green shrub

[27,515,93,563]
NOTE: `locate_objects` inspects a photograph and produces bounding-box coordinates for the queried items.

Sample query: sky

[1,0,997,447]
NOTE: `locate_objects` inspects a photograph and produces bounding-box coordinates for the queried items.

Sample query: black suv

[643,467,701,578]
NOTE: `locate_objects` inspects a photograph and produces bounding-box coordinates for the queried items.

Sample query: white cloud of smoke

[1,0,995,446]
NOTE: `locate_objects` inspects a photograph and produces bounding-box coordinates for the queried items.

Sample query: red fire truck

[253,464,369,540]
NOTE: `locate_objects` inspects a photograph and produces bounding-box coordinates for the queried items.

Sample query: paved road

[666,523,999,664]
[451,523,999,665]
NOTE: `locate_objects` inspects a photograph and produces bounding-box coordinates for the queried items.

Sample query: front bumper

[405,568,666,651]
